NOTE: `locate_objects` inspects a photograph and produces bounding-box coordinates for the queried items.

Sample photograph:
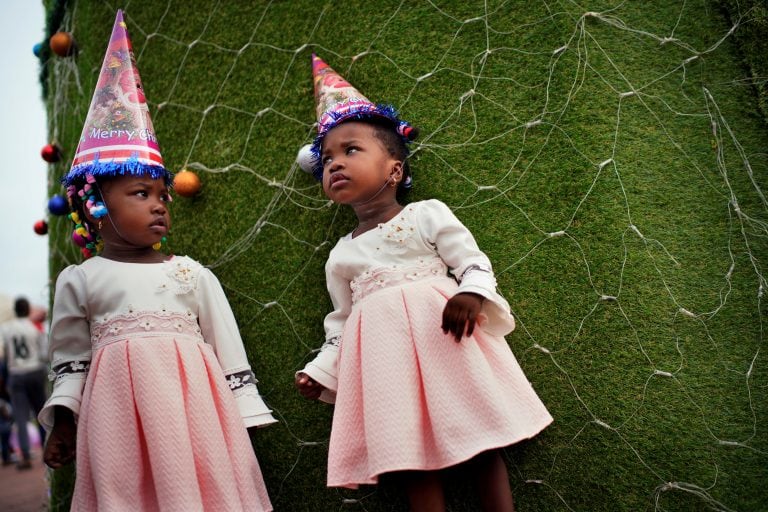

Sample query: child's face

[320,122,400,205]
[97,174,171,250]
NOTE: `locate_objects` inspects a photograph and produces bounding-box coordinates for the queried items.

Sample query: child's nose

[328,158,344,172]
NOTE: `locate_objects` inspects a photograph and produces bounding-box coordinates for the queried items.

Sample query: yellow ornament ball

[173,170,202,197]
[49,32,75,57]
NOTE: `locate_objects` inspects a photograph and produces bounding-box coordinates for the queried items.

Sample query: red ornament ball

[34,220,48,235]
[41,143,62,163]
[173,170,201,197]
[49,32,75,57]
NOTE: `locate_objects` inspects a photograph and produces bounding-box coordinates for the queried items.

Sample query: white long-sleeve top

[39,255,276,430]
[301,199,516,403]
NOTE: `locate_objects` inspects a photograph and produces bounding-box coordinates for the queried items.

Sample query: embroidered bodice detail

[350,257,448,304]
[158,258,202,295]
[377,206,417,254]
[91,310,203,349]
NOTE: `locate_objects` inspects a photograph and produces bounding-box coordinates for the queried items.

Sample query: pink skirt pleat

[72,334,271,511]
[327,277,553,488]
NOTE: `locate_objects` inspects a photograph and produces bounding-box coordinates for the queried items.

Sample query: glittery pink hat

[62,10,170,187]
[310,53,415,180]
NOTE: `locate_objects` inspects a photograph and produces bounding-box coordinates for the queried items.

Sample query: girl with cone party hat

[295,54,553,511]
[40,11,275,511]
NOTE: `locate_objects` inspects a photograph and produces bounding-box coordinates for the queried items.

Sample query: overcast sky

[0,0,50,308]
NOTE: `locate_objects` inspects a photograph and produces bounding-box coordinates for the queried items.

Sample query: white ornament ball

[296,144,317,173]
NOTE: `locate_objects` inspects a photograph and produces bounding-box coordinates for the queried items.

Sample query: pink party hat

[62,10,170,186]
[309,53,415,180]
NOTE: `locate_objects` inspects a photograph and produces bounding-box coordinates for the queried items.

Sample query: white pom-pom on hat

[296,144,317,173]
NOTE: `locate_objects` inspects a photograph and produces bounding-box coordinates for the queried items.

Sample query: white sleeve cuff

[456,275,516,337]
[38,375,86,431]
[234,385,278,428]
[299,344,340,404]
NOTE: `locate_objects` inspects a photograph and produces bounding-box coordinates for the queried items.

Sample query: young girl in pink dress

[40,11,274,511]
[295,54,553,511]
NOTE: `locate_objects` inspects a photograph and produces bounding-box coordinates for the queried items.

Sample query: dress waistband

[91,310,204,350]
[350,258,449,304]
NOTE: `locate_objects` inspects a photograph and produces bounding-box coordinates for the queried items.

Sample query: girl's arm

[417,199,516,337]
[38,265,92,432]
[196,267,277,428]
[296,262,352,404]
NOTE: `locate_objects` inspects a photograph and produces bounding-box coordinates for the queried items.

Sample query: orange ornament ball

[173,170,201,197]
[49,32,75,57]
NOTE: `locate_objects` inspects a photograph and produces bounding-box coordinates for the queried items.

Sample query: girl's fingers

[452,311,466,342]
[441,308,452,334]
[466,312,476,337]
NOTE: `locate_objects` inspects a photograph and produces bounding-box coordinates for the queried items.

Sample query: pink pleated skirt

[72,313,272,511]
[327,275,553,488]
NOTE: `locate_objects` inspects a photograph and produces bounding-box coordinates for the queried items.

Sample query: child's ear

[391,161,404,181]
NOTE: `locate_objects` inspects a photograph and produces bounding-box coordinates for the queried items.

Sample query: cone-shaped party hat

[62,10,170,187]
[309,53,415,180]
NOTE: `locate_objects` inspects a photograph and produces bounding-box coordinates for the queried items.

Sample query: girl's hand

[442,292,485,342]
[295,372,325,400]
[44,407,77,469]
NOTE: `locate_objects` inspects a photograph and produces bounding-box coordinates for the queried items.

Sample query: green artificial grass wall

[42,1,766,510]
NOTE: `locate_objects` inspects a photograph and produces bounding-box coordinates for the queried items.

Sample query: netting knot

[598,158,613,170]
[417,72,433,82]
[594,419,611,429]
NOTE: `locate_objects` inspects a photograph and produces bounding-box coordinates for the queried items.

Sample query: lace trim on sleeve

[323,335,342,349]
[224,368,258,391]
[49,360,90,382]
[459,263,492,283]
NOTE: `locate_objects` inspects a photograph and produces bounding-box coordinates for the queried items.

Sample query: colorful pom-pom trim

[309,103,416,183]
[61,158,173,187]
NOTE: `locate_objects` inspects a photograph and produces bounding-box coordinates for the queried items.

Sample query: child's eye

[161,193,172,203]
[346,147,358,155]
[322,155,333,166]
[135,190,148,198]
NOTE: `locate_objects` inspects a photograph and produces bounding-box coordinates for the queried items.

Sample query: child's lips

[329,173,349,189]
[149,218,167,233]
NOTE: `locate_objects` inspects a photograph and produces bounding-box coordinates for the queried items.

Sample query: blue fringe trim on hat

[62,158,173,187]
[310,103,414,185]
